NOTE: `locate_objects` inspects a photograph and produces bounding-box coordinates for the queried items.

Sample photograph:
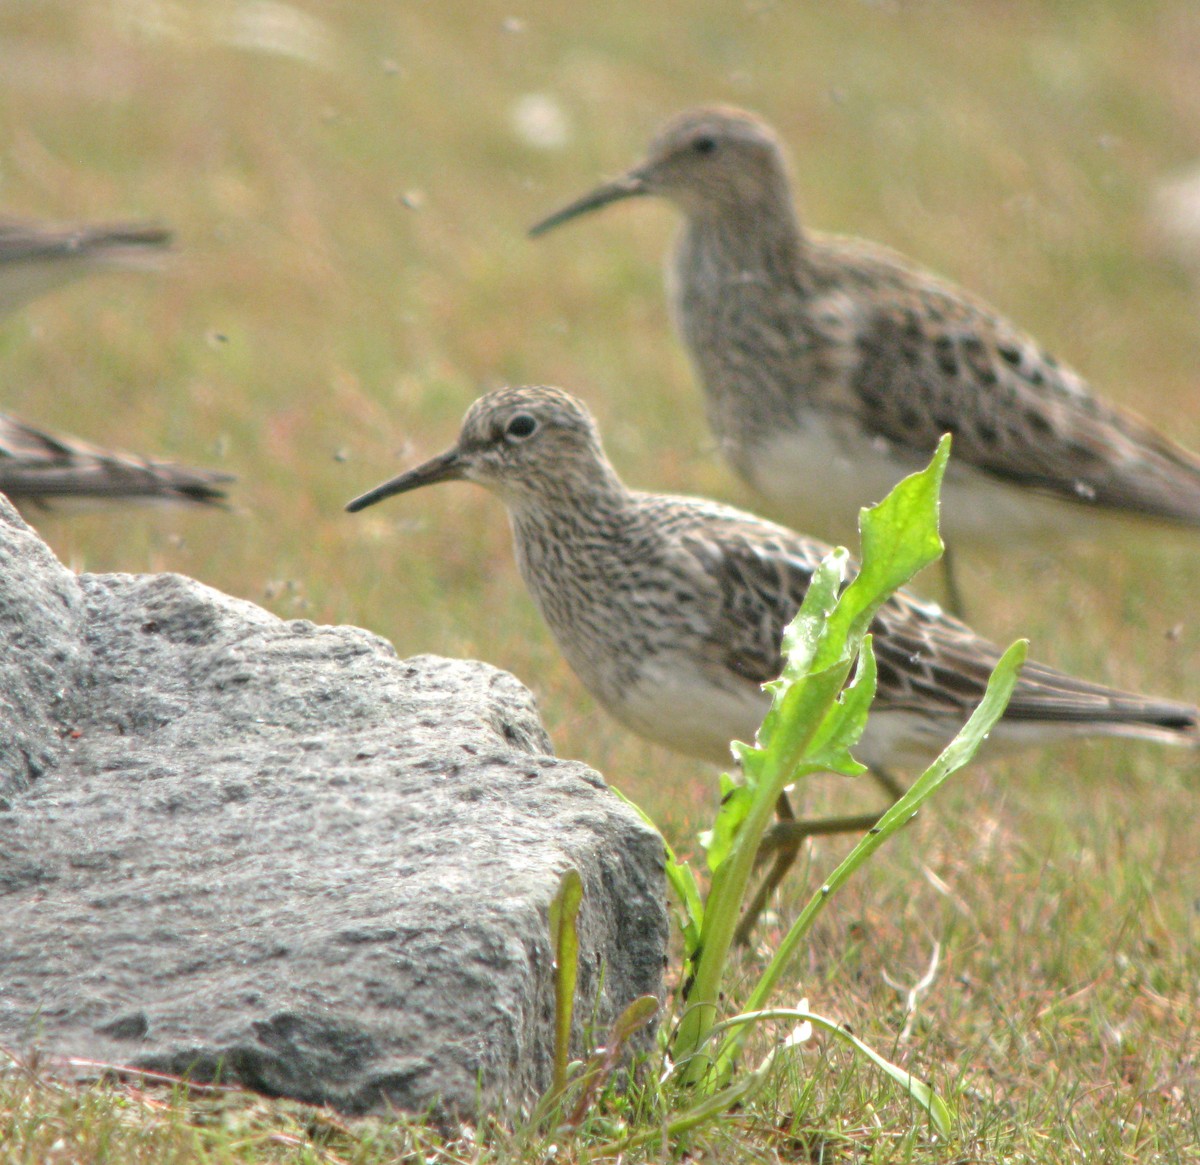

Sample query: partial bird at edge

[0,215,173,318]
[0,412,232,511]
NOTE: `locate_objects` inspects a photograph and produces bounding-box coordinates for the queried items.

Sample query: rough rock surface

[0,498,667,1115]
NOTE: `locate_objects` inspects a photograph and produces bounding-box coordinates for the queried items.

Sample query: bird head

[529,105,790,234]
[345,386,615,513]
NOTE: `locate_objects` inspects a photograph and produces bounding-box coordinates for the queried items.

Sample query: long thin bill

[345,446,463,512]
[528,173,647,237]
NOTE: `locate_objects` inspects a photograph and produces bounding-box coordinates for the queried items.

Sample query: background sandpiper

[530,106,1200,608]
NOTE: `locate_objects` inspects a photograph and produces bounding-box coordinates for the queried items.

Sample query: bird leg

[733,770,906,946]
[869,766,905,801]
[940,543,968,620]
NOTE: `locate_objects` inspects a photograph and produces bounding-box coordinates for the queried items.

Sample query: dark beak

[345,446,464,513]
[528,171,648,238]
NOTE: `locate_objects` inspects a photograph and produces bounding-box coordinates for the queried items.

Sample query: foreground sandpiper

[347,387,1196,848]
[530,106,1200,606]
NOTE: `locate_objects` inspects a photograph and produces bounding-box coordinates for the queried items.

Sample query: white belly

[604,659,1011,775]
[738,417,1094,547]
[602,661,771,768]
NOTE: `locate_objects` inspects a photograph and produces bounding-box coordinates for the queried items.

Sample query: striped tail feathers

[1003,656,1199,748]
[0,412,232,509]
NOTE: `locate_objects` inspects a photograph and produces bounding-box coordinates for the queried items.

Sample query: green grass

[2,1,1199,1161]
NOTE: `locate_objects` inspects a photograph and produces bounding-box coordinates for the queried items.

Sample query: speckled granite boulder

[0,498,666,1114]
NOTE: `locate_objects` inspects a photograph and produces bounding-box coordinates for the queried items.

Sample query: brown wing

[681,523,823,686]
[819,235,1200,525]
[676,501,1197,736]
[685,523,1001,716]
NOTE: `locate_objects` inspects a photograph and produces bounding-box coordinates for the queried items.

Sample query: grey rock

[0,498,667,1115]
[0,503,86,799]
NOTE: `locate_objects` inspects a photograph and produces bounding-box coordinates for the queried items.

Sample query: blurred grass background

[1,0,1198,1156]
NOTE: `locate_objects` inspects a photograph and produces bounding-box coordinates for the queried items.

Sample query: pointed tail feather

[0,218,172,265]
[0,413,232,509]
[0,217,173,316]
[1003,657,1198,747]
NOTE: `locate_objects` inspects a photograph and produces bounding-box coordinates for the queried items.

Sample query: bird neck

[503,463,639,688]
[679,178,808,284]
[503,457,631,543]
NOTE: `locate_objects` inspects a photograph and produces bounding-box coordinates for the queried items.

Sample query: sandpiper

[0,412,231,509]
[348,386,1197,935]
[348,386,1196,770]
[0,216,172,317]
[529,106,1200,605]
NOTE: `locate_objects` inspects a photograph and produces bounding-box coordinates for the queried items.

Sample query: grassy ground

[2,1,1199,1160]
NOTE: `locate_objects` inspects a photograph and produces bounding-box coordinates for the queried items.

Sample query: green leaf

[777,548,849,679]
[748,660,855,787]
[690,1004,953,1138]
[666,852,705,959]
[701,780,754,871]
[800,1011,953,1138]
[802,635,878,775]
[818,434,950,668]
[757,550,849,749]
[562,995,661,1131]
[601,1004,950,1157]
[717,639,1027,1075]
[548,868,584,1097]
[607,993,660,1046]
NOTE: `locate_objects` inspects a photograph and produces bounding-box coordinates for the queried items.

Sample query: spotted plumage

[529,106,1200,549]
[347,386,1197,772]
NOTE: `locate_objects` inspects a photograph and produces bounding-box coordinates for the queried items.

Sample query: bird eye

[505,412,538,440]
[692,135,717,155]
